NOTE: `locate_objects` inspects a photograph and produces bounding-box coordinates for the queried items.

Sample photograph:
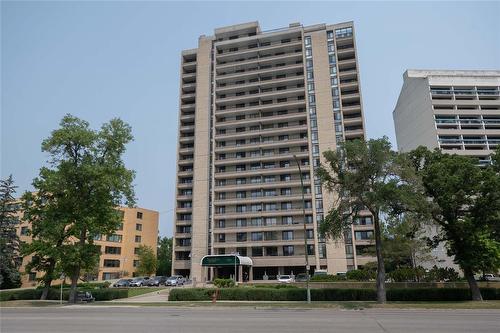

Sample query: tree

[23,114,135,303]
[0,175,22,289]
[136,245,157,276]
[22,191,70,299]
[376,214,434,273]
[156,237,172,276]
[317,137,424,303]
[408,147,500,301]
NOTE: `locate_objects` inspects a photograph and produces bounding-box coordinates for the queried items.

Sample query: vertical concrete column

[310,31,348,274]
[249,267,253,282]
[238,266,243,282]
[190,36,213,282]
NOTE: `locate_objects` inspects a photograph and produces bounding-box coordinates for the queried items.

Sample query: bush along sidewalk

[168,287,500,302]
[0,287,128,302]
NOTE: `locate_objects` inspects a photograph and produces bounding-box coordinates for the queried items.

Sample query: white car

[277,275,294,284]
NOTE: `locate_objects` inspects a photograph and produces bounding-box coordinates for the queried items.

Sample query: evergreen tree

[0,175,22,289]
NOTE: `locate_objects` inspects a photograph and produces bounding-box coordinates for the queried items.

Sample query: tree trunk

[68,229,86,303]
[40,259,55,300]
[68,267,79,303]
[373,214,386,303]
[464,267,483,301]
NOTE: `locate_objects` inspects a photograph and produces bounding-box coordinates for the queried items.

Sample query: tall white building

[393,70,500,164]
[172,21,375,282]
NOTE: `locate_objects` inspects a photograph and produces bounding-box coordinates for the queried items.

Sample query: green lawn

[125,287,164,298]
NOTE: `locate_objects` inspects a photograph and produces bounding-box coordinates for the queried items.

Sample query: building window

[103,259,120,268]
[106,234,122,243]
[105,246,121,255]
[134,247,140,255]
[136,223,142,231]
[218,234,225,243]
[136,212,143,219]
[251,247,263,257]
[133,260,139,268]
[251,232,263,241]
[20,226,29,236]
[28,272,37,282]
[265,246,278,256]
[283,245,294,256]
[282,231,294,240]
[117,223,124,231]
[355,231,374,240]
[135,235,142,243]
[237,233,247,242]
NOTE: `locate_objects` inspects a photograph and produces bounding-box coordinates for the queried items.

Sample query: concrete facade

[393,69,500,271]
[394,70,500,164]
[16,207,159,287]
[173,21,375,282]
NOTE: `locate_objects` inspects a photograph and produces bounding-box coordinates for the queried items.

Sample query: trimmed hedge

[0,287,128,302]
[168,287,500,302]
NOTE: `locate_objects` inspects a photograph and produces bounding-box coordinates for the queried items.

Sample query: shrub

[213,278,235,288]
[169,288,214,301]
[168,287,500,302]
[423,266,460,282]
[0,287,127,302]
[0,289,40,301]
[310,274,346,282]
[346,269,375,281]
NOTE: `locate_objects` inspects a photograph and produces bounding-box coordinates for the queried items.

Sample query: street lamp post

[294,155,311,303]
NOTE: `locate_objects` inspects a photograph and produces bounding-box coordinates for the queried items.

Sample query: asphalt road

[1,306,499,333]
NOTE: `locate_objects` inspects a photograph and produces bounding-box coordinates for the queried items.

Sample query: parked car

[313,269,328,277]
[277,275,294,284]
[295,273,309,282]
[482,274,500,281]
[129,277,149,287]
[113,279,132,288]
[76,291,95,303]
[165,275,185,286]
[147,276,167,286]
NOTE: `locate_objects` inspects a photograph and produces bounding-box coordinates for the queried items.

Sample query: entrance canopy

[201,254,253,267]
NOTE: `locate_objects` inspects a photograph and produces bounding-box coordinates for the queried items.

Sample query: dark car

[295,273,309,282]
[147,276,167,286]
[113,279,132,288]
[76,291,95,303]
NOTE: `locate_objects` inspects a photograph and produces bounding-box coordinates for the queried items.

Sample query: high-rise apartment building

[393,70,500,164]
[173,21,374,282]
[16,207,159,287]
[393,70,500,271]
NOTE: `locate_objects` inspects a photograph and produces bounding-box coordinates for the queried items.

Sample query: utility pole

[294,155,311,303]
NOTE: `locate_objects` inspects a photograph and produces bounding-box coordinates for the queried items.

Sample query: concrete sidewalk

[110,288,170,303]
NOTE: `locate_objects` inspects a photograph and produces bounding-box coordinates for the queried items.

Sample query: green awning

[201,255,253,267]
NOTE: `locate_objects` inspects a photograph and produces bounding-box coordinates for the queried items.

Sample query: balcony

[216,38,302,59]
[214,165,310,179]
[215,111,306,128]
[215,124,307,141]
[215,138,309,153]
[215,151,309,166]
[214,179,311,192]
[216,63,304,82]
[214,193,312,206]
[215,99,306,117]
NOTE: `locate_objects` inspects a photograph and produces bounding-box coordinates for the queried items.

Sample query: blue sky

[2,1,499,237]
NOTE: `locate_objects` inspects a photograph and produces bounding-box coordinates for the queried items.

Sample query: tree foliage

[22,114,135,302]
[408,146,500,301]
[317,137,424,303]
[156,237,172,276]
[0,175,22,289]
[136,245,157,276]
